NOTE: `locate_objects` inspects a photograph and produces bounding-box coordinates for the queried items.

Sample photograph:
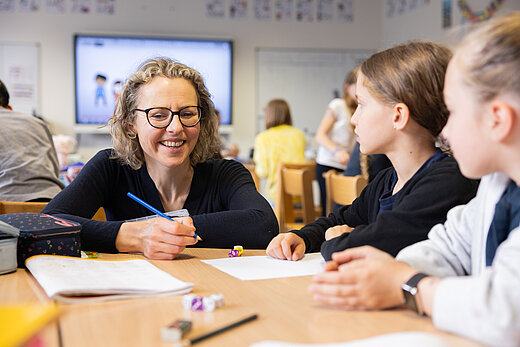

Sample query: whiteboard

[256,48,373,135]
[0,42,39,115]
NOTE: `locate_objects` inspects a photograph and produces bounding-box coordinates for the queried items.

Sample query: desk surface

[0,249,483,347]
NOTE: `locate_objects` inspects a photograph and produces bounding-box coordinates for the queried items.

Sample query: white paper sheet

[201,253,325,280]
[250,331,452,347]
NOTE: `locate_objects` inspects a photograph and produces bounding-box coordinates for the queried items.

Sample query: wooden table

[0,249,483,347]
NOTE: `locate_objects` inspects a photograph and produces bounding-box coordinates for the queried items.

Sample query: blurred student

[309,13,520,346]
[343,142,392,182]
[0,79,64,202]
[253,99,306,204]
[266,42,478,261]
[314,70,358,215]
[214,109,239,159]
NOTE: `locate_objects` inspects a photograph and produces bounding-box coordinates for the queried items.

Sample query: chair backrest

[323,170,368,215]
[0,201,47,214]
[0,201,107,221]
[275,162,319,231]
[242,163,260,191]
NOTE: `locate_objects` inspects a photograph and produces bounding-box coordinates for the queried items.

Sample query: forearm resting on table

[115,222,142,253]
[325,225,353,240]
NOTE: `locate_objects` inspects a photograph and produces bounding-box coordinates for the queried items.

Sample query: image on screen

[74,35,232,125]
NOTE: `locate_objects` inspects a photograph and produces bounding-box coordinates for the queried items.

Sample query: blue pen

[127,192,202,241]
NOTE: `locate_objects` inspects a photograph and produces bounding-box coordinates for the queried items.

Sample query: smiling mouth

[161,140,185,148]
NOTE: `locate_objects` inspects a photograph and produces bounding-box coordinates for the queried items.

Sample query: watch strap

[406,273,429,288]
[402,272,430,315]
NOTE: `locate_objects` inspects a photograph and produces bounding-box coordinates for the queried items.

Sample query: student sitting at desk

[309,13,520,346]
[43,58,278,259]
[266,41,478,261]
[0,79,64,202]
[253,98,306,204]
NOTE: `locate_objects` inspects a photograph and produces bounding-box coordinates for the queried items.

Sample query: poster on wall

[0,0,15,11]
[207,0,225,18]
[71,0,90,13]
[396,0,407,15]
[275,0,292,21]
[19,0,40,12]
[96,0,114,14]
[45,0,65,12]
[442,0,452,28]
[336,0,353,22]
[458,0,504,24]
[230,0,247,19]
[386,0,430,18]
[317,0,333,22]
[386,0,395,18]
[296,0,313,22]
[0,43,40,116]
[254,0,271,20]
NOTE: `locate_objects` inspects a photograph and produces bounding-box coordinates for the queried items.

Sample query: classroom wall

[3,0,519,161]
[0,0,381,161]
[381,0,520,49]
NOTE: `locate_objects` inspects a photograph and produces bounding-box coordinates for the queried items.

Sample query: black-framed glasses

[133,106,202,128]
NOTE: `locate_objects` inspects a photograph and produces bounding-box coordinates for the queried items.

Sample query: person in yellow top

[253,99,306,204]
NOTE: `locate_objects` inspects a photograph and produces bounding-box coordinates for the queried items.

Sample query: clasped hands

[267,226,417,311]
[309,246,417,310]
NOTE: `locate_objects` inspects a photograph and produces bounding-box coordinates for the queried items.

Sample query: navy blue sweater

[43,149,278,253]
[292,155,479,260]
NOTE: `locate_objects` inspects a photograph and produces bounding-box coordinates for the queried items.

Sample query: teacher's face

[132,77,200,170]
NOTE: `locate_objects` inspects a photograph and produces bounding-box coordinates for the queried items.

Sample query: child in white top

[308,12,520,347]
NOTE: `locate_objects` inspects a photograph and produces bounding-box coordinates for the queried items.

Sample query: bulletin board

[256,48,373,135]
[0,42,40,115]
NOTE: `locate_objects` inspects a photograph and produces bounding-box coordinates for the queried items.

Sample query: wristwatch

[401,273,429,315]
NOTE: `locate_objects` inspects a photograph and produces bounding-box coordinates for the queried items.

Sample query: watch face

[402,286,419,313]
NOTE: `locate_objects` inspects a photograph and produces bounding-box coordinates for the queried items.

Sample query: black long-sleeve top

[42,149,278,253]
[292,155,479,261]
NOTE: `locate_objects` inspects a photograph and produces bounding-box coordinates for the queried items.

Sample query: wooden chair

[323,170,368,216]
[242,163,261,191]
[275,162,321,232]
[0,201,47,214]
[0,201,107,221]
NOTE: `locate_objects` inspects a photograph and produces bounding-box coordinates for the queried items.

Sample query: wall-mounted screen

[74,34,232,125]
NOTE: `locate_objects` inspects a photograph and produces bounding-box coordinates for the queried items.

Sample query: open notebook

[25,255,193,303]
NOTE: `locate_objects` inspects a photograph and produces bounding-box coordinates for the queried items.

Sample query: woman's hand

[325,225,352,240]
[266,233,306,261]
[334,149,350,165]
[309,246,417,310]
[116,216,198,260]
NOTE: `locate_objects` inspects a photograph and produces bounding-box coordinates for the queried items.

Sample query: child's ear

[488,100,515,142]
[392,103,410,130]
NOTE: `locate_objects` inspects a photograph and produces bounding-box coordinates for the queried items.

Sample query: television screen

[74,34,232,125]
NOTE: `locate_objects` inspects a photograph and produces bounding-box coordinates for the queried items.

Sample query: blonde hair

[108,57,220,169]
[343,67,358,115]
[456,12,520,103]
[360,41,452,138]
[265,99,292,129]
